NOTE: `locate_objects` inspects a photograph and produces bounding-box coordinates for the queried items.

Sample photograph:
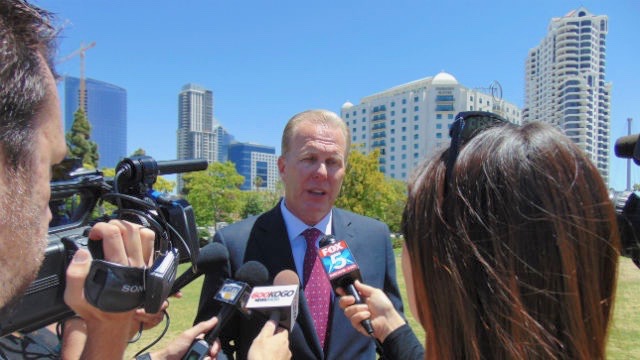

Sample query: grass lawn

[126,255,640,359]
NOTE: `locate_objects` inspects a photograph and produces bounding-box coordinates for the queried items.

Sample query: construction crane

[58,41,96,112]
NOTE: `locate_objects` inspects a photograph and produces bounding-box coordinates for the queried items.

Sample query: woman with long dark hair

[340,113,620,359]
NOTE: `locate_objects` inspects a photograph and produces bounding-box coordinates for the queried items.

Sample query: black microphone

[182,261,269,360]
[170,242,229,295]
[318,235,375,336]
[615,133,640,165]
[245,269,300,331]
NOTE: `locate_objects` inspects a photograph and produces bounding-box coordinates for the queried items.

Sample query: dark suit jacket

[195,203,404,360]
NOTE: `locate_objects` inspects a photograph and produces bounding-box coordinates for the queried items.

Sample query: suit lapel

[244,203,325,359]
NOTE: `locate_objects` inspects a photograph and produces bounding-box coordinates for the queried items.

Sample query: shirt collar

[280,199,333,239]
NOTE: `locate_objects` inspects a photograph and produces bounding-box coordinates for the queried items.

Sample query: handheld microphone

[318,235,373,335]
[182,261,269,360]
[170,242,229,295]
[615,133,640,165]
[245,269,300,331]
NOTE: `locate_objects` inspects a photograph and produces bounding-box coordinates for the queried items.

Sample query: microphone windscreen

[235,261,270,287]
[615,134,640,158]
[273,269,299,286]
[196,242,229,272]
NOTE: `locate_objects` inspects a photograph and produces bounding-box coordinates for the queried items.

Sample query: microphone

[615,133,640,165]
[318,235,374,336]
[170,242,229,295]
[182,261,269,360]
[245,269,300,331]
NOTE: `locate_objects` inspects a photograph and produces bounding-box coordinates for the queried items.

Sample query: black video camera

[0,155,207,337]
[611,134,640,269]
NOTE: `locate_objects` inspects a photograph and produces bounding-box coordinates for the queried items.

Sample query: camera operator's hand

[64,220,155,359]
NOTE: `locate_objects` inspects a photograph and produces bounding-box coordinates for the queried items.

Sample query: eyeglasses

[445,111,509,192]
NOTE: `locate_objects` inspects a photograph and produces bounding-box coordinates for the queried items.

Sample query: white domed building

[340,71,522,181]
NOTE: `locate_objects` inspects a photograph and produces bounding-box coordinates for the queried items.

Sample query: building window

[390,146,395,152]
[391,120,395,125]
[402,145,407,150]
[448,114,453,119]
[362,109,366,114]
[414,106,419,111]
[402,154,407,160]
[413,134,418,140]
[345,113,349,119]
[436,123,442,129]
[436,133,442,139]
[414,125,419,130]
[391,110,395,116]
[402,99,407,105]
[413,144,418,149]
[402,108,406,114]
[402,136,406,141]
[414,96,419,102]
[414,115,419,121]
[402,117,407,123]
[352,128,356,133]
[435,104,454,111]
[402,127,406,132]
[362,126,365,131]
[352,111,356,116]
[436,114,442,120]
[391,101,395,107]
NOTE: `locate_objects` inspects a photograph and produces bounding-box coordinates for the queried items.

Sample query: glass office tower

[63,76,127,169]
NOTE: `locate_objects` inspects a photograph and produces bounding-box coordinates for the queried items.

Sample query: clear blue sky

[36,0,639,190]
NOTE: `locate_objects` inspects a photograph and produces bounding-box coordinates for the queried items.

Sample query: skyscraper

[176,83,232,191]
[62,76,127,168]
[341,71,521,181]
[524,7,611,184]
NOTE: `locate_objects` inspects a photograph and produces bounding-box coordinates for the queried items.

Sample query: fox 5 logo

[319,240,356,275]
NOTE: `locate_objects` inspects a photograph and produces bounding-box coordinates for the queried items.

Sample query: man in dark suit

[195,109,404,359]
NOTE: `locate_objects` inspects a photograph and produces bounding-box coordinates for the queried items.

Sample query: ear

[277,156,286,179]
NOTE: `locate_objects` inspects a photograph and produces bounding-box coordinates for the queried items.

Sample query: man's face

[0,56,66,308]
[278,120,347,226]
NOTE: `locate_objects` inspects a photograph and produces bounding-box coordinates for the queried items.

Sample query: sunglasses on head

[444,111,510,192]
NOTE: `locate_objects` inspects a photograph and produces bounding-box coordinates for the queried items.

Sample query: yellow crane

[58,41,96,112]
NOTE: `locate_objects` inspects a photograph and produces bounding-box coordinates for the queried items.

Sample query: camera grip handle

[84,260,146,312]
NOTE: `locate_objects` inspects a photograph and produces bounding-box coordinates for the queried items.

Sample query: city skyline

[37,0,639,190]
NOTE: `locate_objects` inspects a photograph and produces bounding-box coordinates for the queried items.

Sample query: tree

[131,148,146,156]
[253,176,264,190]
[182,161,245,226]
[153,176,175,193]
[336,146,407,233]
[66,108,99,168]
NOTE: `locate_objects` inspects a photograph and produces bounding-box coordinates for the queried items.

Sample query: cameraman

[1,2,291,359]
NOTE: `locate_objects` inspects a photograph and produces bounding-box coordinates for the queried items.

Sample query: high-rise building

[228,142,278,192]
[177,83,225,191]
[341,71,521,181]
[524,7,611,184]
[62,76,127,168]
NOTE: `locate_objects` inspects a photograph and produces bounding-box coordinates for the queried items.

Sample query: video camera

[0,155,207,337]
[611,134,640,269]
